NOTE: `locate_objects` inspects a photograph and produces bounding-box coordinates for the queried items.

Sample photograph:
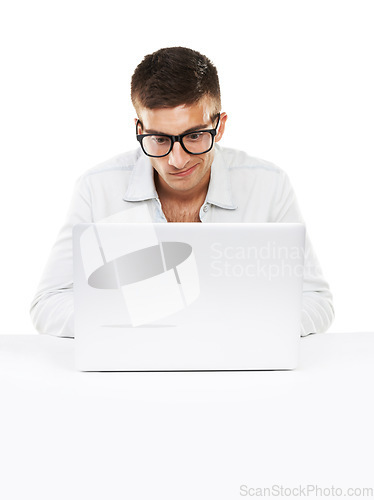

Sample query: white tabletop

[1,332,373,500]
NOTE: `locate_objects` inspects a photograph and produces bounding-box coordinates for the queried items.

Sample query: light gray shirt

[30,145,334,337]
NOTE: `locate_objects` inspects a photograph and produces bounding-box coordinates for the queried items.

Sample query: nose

[167,141,190,170]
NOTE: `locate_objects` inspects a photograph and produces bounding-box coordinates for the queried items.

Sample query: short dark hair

[131,47,221,117]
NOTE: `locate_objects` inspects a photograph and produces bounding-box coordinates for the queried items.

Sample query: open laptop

[73,222,305,371]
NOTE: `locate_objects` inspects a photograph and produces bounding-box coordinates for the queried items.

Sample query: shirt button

[203,204,209,213]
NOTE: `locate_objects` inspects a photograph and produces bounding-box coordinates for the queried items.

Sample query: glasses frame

[135,113,221,158]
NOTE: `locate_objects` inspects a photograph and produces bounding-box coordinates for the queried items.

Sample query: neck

[154,169,210,206]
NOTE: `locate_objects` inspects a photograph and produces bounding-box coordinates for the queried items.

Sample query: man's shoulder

[80,149,141,180]
[218,145,283,175]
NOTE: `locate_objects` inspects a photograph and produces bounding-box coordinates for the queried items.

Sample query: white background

[1,0,373,334]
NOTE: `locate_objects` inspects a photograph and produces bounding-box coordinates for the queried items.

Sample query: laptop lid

[73,222,305,371]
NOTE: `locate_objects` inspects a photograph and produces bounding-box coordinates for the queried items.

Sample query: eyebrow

[143,123,210,135]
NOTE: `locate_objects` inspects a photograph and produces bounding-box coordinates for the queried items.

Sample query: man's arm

[30,175,92,337]
[272,170,334,336]
[300,234,334,336]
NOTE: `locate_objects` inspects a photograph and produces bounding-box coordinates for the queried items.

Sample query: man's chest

[161,201,202,223]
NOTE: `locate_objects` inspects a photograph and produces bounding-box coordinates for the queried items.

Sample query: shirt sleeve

[272,170,335,336]
[30,175,92,337]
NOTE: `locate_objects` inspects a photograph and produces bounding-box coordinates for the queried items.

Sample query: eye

[152,136,168,144]
[186,132,203,141]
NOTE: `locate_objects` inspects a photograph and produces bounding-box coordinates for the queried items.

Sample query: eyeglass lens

[142,131,213,157]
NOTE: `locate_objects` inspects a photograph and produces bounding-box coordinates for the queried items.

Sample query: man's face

[136,98,227,197]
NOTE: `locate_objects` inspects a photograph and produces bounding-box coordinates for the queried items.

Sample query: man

[30,46,334,337]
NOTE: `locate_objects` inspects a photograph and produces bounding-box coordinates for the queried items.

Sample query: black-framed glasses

[136,113,220,158]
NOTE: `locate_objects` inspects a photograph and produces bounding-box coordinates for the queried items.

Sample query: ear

[215,112,228,143]
[134,117,142,134]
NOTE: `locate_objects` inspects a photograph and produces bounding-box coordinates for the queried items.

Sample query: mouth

[170,164,198,177]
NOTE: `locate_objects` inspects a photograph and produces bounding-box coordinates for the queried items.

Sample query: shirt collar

[205,145,237,210]
[123,151,158,202]
[123,145,237,210]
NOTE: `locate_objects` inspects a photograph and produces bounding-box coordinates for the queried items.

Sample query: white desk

[1,333,373,500]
